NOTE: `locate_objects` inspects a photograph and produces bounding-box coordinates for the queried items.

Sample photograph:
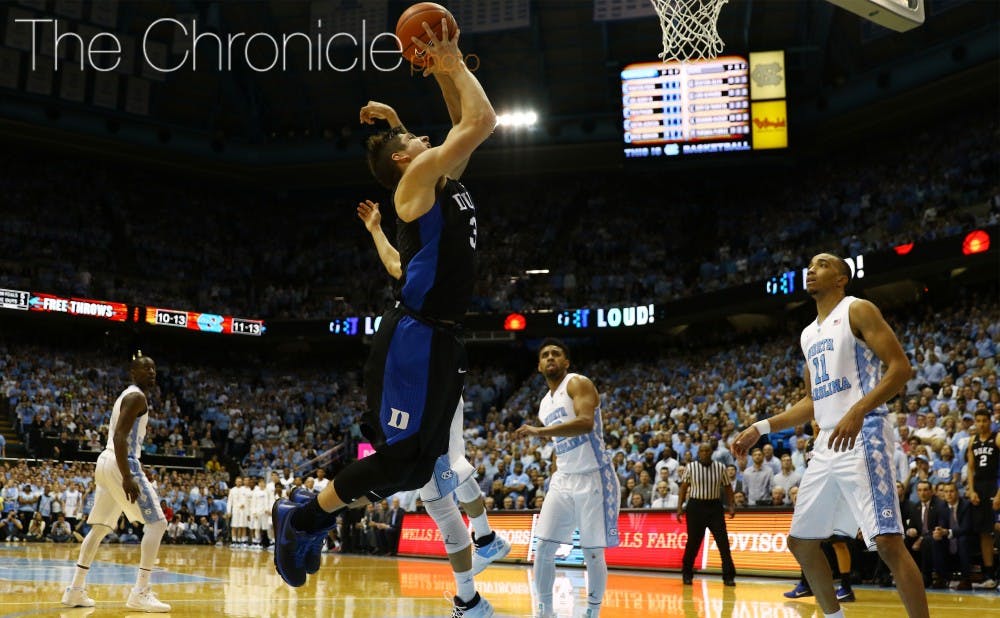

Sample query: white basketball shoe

[125,587,171,612]
[61,586,95,608]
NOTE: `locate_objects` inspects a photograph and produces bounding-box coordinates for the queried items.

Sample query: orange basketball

[395,3,458,66]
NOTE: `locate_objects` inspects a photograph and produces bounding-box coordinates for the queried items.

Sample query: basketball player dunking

[515,339,620,618]
[272,20,498,618]
[732,253,929,618]
[61,354,170,612]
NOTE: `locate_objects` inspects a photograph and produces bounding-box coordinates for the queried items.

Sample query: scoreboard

[621,51,788,158]
[145,306,264,336]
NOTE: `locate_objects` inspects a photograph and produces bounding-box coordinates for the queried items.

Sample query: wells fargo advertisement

[397,512,535,562]
[397,510,799,576]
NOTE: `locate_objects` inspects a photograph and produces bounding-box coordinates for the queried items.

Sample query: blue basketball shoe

[471,531,511,576]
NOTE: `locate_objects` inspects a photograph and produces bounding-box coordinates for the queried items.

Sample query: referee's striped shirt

[681,460,727,500]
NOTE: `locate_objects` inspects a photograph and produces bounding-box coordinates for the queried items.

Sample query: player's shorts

[535,465,621,549]
[790,414,902,550]
[88,449,165,529]
[249,513,264,530]
[972,481,997,533]
[419,397,476,502]
[231,509,250,529]
[362,304,465,477]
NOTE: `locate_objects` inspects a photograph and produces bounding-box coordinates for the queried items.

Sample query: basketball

[395,2,458,66]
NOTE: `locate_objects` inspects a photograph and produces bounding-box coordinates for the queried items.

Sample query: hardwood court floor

[0,542,993,617]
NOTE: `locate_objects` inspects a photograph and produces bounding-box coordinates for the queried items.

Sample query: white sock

[72,524,111,588]
[138,518,166,587]
[135,567,151,590]
[534,540,558,613]
[470,512,492,540]
[454,568,475,604]
[825,610,845,618]
[71,564,89,589]
[584,549,607,614]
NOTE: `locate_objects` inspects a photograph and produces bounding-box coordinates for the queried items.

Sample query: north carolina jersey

[538,373,610,474]
[801,296,887,431]
[106,385,148,459]
[397,178,477,322]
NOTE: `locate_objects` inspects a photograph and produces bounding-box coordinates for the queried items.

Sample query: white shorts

[231,509,250,529]
[790,414,904,550]
[88,450,165,529]
[249,513,264,531]
[420,397,475,503]
[535,465,621,549]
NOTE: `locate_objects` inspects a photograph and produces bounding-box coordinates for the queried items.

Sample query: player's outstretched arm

[397,20,495,222]
[357,200,401,279]
[360,101,405,133]
[432,72,472,179]
[732,365,815,459]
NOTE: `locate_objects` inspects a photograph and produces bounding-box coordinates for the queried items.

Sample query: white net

[649,0,729,62]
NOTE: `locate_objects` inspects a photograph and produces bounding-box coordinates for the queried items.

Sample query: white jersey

[250,486,268,516]
[538,373,610,474]
[238,485,253,509]
[801,296,887,431]
[63,489,81,519]
[265,481,279,504]
[105,385,148,459]
[227,486,245,516]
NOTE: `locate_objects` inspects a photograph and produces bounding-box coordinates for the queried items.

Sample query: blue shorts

[360,305,466,481]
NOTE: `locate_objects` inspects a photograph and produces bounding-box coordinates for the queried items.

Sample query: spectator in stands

[26,511,46,541]
[907,481,950,589]
[939,482,974,590]
[770,486,788,506]
[116,516,140,544]
[635,470,655,505]
[208,511,228,546]
[651,481,677,509]
[760,444,781,475]
[743,448,772,506]
[772,454,802,498]
[914,412,947,452]
[628,492,646,509]
[931,445,961,486]
[2,510,23,541]
[48,514,73,543]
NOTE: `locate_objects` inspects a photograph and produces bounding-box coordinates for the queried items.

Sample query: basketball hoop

[650,0,729,62]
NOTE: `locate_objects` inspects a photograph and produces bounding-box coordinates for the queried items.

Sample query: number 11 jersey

[800,296,888,431]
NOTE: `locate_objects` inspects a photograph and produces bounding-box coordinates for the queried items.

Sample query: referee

[677,442,736,586]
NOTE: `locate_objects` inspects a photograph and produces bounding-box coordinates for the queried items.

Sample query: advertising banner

[398,509,799,575]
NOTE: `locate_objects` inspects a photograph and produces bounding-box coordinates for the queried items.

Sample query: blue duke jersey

[397,178,477,322]
[538,373,611,474]
[105,385,148,459]
[801,296,887,431]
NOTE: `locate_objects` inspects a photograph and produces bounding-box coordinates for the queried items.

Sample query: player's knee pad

[535,538,559,563]
[423,496,471,553]
[454,475,482,504]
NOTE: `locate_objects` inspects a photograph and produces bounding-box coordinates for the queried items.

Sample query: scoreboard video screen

[621,51,789,158]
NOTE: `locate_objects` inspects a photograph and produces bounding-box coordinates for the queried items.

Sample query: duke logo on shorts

[792,297,903,548]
